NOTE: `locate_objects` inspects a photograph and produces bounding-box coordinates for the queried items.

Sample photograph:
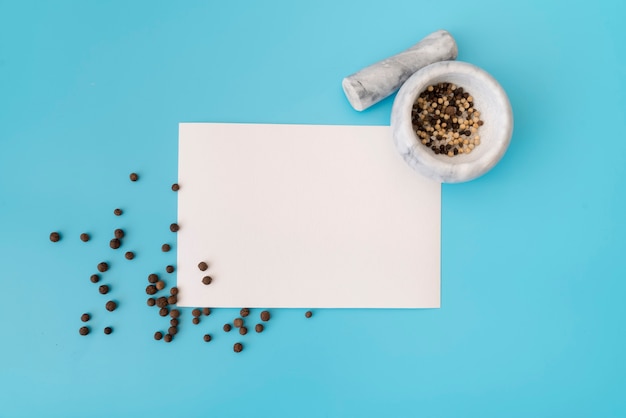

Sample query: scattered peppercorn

[156,297,168,308]
[148,274,158,283]
[260,311,270,322]
[81,313,90,322]
[109,238,121,249]
[171,183,180,192]
[234,318,243,328]
[170,287,178,295]
[239,326,248,335]
[147,298,156,307]
[105,301,117,312]
[124,251,134,260]
[80,233,90,242]
[159,307,169,317]
[169,223,179,232]
[156,281,165,291]
[233,343,243,353]
[104,327,112,335]
[168,326,178,336]
[99,285,109,295]
[130,173,139,181]
[223,324,232,332]
[114,208,122,216]
[198,262,208,271]
[203,308,211,316]
[202,276,212,285]
[114,229,124,239]
[90,274,100,284]
[161,244,171,252]
[255,324,264,333]
[203,334,211,342]
[154,331,163,340]
[146,285,157,295]
[164,334,173,343]
[79,326,89,336]
[167,295,177,305]
[240,308,250,317]
[170,309,180,319]
[97,262,109,272]
[305,311,312,318]
[50,232,61,242]
[166,265,175,273]
[192,309,201,317]
[170,318,179,327]
[192,317,200,325]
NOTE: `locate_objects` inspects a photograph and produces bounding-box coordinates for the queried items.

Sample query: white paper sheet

[177,123,440,308]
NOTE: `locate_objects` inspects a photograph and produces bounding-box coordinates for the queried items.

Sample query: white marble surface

[342,30,457,111]
[390,61,513,183]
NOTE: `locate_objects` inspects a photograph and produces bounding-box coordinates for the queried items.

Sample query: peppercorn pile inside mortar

[412,82,484,157]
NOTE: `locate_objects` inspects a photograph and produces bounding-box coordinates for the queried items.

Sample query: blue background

[1,1,625,417]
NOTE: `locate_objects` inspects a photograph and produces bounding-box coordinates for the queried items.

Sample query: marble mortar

[391,61,513,183]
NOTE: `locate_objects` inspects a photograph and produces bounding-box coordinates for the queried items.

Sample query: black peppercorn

[170,287,178,295]
[80,233,90,242]
[192,317,200,325]
[124,251,134,260]
[109,238,121,249]
[90,274,100,283]
[50,232,61,242]
[167,295,177,305]
[164,334,173,343]
[114,229,124,239]
[166,265,175,273]
[192,309,201,317]
[171,183,180,192]
[114,208,122,216]
[223,324,232,332]
[146,285,157,295]
[168,326,178,336]
[159,307,169,317]
[97,262,109,272]
[239,326,248,335]
[198,262,208,271]
[305,311,313,318]
[203,334,211,342]
[156,297,168,308]
[170,309,180,319]
[99,285,109,295]
[154,331,163,340]
[79,326,89,336]
[255,324,264,333]
[233,343,243,353]
[105,301,117,312]
[148,274,158,283]
[203,308,211,316]
[260,311,270,322]
[170,318,179,327]
[147,298,156,307]
[161,244,171,252]
[81,313,90,322]
[240,308,250,317]
[234,318,243,328]
[129,173,138,181]
[104,327,112,335]
[169,223,179,232]
[202,276,212,285]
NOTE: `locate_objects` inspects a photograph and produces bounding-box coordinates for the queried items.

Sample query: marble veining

[342,30,458,111]
[390,61,513,183]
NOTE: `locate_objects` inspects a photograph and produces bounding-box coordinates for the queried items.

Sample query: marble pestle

[342,30,458,111]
